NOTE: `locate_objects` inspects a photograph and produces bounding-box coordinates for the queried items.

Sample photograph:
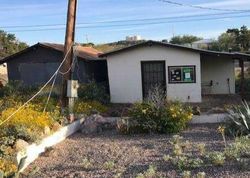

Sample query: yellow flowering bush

[73,100,108,115]
[128,101,193,134]
[0,104,54,142]
[164,102,193,133]
[0,158,17,177]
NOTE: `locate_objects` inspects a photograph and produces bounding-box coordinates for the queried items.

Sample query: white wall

[201,56,235,94]
[107,45,201,103]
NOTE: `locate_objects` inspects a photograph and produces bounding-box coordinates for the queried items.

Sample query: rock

[44,126,51,135]
[68,113,75,123]
[52,122,62,132]
[192,106,201,115]
[14,139,29,152]
[81,114,117,134]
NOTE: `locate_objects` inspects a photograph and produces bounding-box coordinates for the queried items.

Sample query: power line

[1,11,249,29]
[5,13,250,33]
[158,0,250,12]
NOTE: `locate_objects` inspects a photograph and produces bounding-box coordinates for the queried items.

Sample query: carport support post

[60,0,78,108]
[239,59,245,99]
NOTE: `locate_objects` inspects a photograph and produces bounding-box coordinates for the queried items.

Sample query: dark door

[141,61,166,98]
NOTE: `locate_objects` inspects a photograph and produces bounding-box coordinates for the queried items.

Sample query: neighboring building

[126,35,142,42]
[190,39,215,49]
[0,43,108,86]
[101,40,250,103]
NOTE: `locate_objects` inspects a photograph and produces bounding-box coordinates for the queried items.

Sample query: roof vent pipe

[228,48,232,53]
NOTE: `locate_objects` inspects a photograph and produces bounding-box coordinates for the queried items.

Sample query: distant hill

[81,40,146,53]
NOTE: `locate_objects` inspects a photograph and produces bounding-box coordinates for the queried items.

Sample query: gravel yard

[22,124,250,178]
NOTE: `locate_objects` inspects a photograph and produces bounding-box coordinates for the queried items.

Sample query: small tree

[170,35,202,45]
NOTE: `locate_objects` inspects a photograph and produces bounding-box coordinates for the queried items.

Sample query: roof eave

[100,40,250,60]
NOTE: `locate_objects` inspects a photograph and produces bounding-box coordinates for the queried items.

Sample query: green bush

[161,101,193,133]
[128,102,160,133]
[128,101,193,134]
[0,81,38,99]
[73,100,108,115]
[78,81,109,104]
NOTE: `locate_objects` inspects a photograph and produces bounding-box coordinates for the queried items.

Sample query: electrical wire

[43,74,57,113]
[44,45,78,112]
[75,57,83,83]
[158,0,250,12]
[1,11,249,29]
[0,44,73,127]
[5,13,250,33]
[59,46,78,75]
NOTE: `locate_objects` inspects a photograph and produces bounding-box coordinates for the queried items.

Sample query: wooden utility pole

[60,0,78,107]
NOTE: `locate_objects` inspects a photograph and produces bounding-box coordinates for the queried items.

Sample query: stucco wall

[107,45,201,103]
[201,55,235,94]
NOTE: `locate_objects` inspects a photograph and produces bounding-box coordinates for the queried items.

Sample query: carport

[200,51,250,99]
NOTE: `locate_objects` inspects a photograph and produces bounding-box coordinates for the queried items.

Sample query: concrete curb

[17,118,85,172]
[191,113,228,124]
[103,114,228,124]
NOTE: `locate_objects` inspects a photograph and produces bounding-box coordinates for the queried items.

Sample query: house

[100,40,250,103]
[0,43,108,86]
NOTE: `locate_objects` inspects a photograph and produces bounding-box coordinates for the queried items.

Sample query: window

[168,65,196,83]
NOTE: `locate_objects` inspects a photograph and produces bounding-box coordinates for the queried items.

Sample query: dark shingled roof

[100,40,250,60]
[0,42,103,64]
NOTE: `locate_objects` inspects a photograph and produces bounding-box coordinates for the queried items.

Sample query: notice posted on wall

[169,66,195,83]
[183,67,192,82]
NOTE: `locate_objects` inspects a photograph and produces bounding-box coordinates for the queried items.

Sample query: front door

[141,61,166,99]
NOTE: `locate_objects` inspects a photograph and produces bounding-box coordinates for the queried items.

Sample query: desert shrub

[0,81,62,111]
[226,101,250,136]
[128,101,193,134]
[128,102,159,133]
[103,160,115,170]
[136,165,157,178]
[73,100,108,115]
[207,152,226,166]
[163,135,204,171]
[235,78,250,98]
[161,101,193,133]
[0,81,38,100]
[78,81,109,104]
[81,158,93,169]
[0,97,20,113]
[116,117,146,134]
[0,158,17,178]
[234,136,250,156]
[0,104,54,143]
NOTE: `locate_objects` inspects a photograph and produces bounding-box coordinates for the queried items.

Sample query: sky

[1,0,250,45]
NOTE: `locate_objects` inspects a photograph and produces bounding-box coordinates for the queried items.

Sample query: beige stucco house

[101,41,250,103]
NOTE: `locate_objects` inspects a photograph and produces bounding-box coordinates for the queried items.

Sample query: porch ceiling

[200,52,250,61]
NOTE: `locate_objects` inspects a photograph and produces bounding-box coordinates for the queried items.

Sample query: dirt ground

[22,124,250,178]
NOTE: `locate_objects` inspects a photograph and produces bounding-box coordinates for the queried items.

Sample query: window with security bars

[141,61,166,98]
